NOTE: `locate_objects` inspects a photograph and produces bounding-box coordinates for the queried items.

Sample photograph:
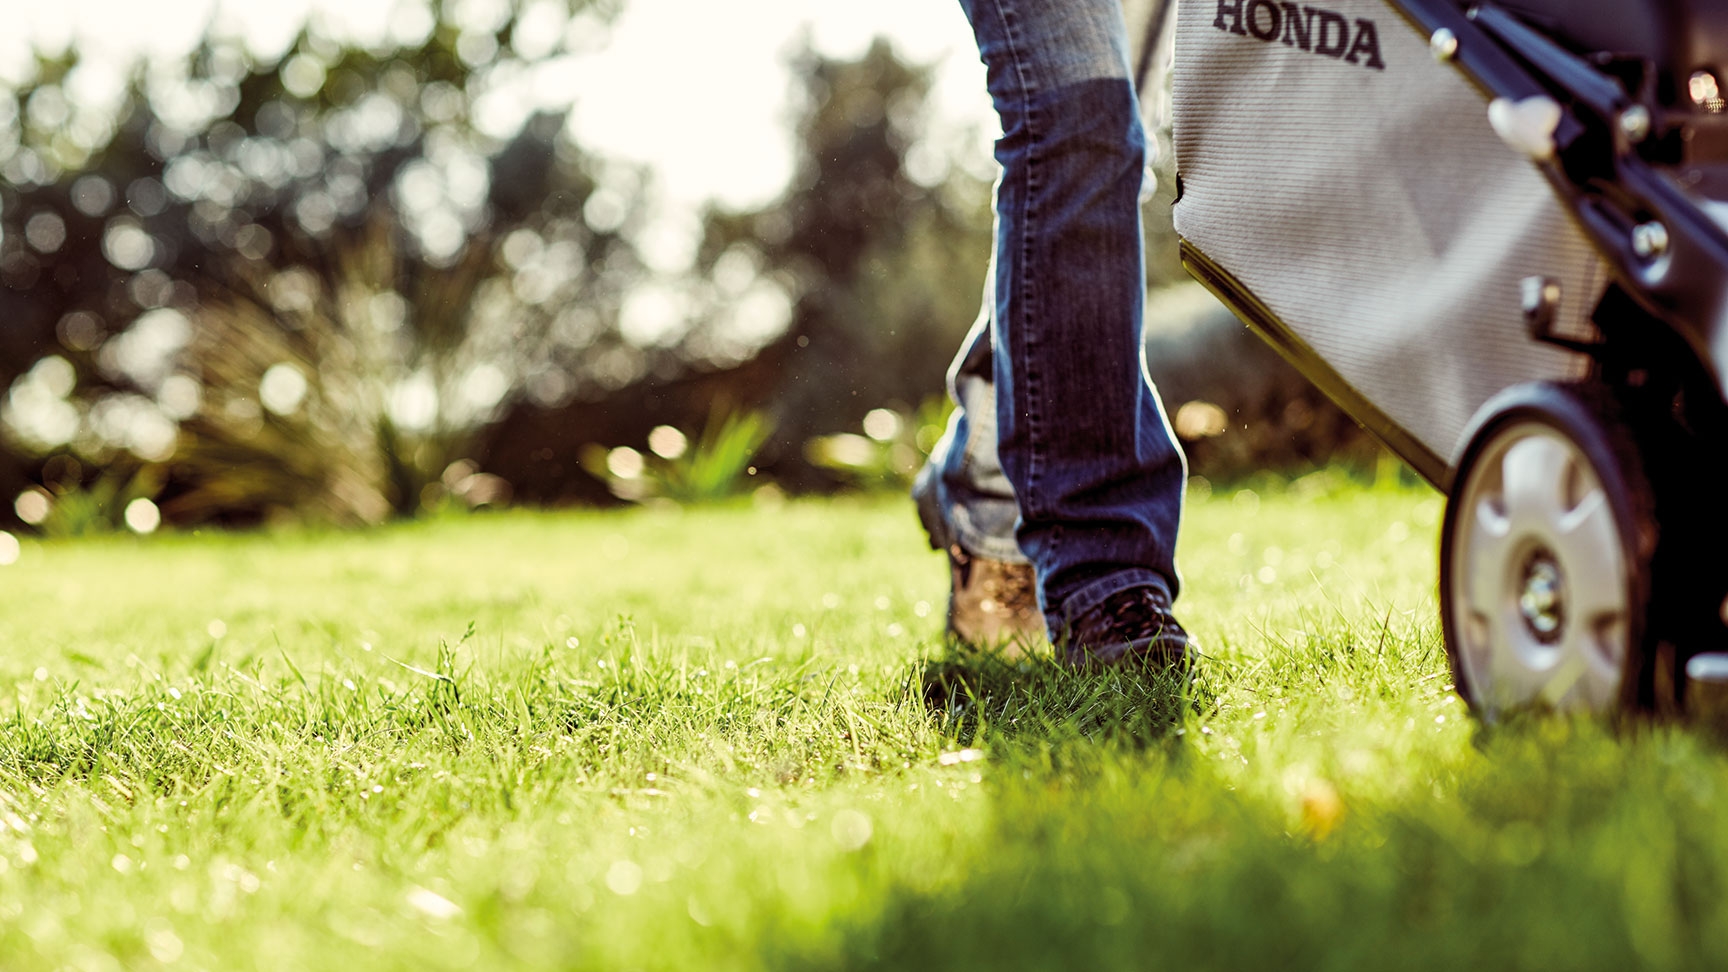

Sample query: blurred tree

[0,0,649,525]
[689,40,994,488]
[477,38,996,497]
[0,6,1381,529]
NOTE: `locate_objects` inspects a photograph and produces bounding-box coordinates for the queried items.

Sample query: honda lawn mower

[1168,0,1728,719]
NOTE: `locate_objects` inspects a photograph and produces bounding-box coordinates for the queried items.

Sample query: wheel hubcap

[1449,422,1629,715]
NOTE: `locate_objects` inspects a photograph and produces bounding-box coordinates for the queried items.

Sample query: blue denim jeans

[913,0,1188,636]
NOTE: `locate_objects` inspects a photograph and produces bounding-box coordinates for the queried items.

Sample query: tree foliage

[0,1,655,525]
[0,5,1378,530]
[696,41,994,486]
[474,38,996,500]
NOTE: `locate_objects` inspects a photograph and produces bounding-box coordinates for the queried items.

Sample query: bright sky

[3,0,995,212]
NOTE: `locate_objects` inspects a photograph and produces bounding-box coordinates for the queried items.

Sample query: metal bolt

[1619,105,1652,143]
[1520,275,1560,337]
[1519,276,1560,315]
[1430,28,1459,62]
[1632,221,1670,259]
[1519,552,1566,643]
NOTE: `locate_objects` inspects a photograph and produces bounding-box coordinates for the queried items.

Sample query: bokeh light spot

[1174,400,1229,440]
[647,425,687,460]
[259,363,309,416]
[14,490,50,526]
[124,498,161,534]
[862,408,901,442]
[281,54,327,99]
[24,212,66,253]
[101,220,155,271]
[831,809,873,850]
[605,860,643,896]
[70,175,114,216]
[606,446,645,480]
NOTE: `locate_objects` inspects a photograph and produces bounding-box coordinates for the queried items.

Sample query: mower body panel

[1172,0,1603,485]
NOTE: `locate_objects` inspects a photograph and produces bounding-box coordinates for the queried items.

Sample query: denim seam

[991,0,1050,574]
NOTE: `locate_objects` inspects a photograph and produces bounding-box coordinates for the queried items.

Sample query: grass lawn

[1,474,1725,970]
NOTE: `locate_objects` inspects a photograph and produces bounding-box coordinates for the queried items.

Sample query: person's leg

[913,257,1044,651]
[914,262,1025,566]
[950,0,1188,649]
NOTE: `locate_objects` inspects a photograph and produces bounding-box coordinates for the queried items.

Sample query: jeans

[913,0,1187,636]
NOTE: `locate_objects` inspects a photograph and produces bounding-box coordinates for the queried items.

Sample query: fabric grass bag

[1171,0,1603,485]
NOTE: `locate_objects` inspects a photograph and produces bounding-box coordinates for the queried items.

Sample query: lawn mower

[1166,0,1728,719]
